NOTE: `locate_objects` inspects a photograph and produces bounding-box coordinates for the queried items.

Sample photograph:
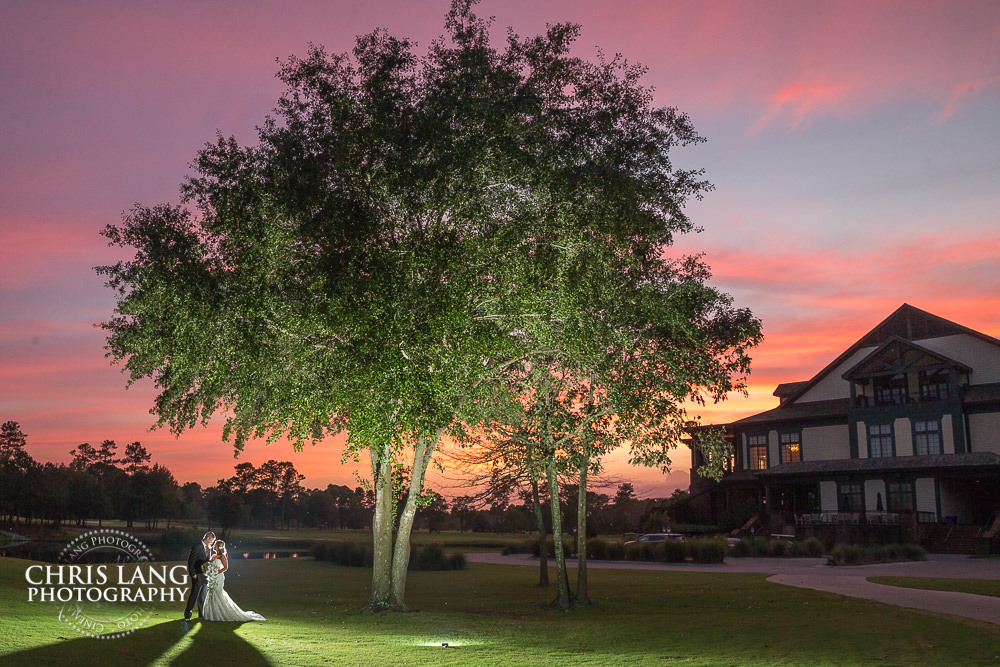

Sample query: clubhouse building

[690,304,1000,552]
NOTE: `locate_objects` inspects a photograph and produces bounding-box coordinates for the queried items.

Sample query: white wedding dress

[202,557,266,622]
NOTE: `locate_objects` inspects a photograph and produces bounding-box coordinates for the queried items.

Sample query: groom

[184,531,216,620]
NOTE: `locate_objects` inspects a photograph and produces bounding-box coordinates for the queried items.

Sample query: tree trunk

[529,467,549,586]
[389,429,442,611]
[575,458,591,606]
[368,442,394,611]
[546,454,571,609]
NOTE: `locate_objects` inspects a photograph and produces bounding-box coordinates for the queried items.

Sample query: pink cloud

[940,75,1000,121]
[749,80,851,135]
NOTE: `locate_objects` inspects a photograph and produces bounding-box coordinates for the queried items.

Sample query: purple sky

[2,1,999,497]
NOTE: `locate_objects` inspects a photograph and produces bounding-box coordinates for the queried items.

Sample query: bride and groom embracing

[184,531,265,622]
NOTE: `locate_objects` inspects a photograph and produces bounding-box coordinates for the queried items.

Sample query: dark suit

[184,540,210,619]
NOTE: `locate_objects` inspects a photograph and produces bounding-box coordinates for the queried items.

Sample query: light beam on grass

[416,638,475,648]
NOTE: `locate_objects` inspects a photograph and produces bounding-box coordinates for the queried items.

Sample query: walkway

[464,552,1000,624]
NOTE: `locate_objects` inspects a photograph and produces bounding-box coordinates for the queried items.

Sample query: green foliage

[791,537,826,557]
[95,0,759,610]
[685,538,727,564]
[727,537,827,558]
[658,540,689,563]
[409,542,467,571]
[311,540,466,571]
[528,535,576,558]
[827,543,927,566]
[604,540,627,561]
[311,540,374,567]
[586,537,608,560]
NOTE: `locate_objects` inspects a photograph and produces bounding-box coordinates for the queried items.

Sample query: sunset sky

[2,1,999,498]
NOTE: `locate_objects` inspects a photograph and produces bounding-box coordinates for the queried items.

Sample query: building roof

[729,398,849,427]
[779,304,1000,407]
[754,452,1000,478]
[773,381,809,399]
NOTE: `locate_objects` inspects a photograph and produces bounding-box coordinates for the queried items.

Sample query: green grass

[869,576,1000,599]
[3,556,1000,666]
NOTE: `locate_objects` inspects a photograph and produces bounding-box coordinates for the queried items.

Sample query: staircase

[925,524,991,555]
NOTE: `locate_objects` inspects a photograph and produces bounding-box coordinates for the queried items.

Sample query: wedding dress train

[202,559,266,622]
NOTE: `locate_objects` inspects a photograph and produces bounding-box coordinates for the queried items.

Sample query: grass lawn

[868,576,1000,599]
[3,556,1000,666]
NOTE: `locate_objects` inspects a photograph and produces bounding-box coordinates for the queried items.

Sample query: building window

[919,369,949,402]
[887,482,914,511]
[780,432,801,463]
[868,423,894,458]
[838,483,863,512]
[913,420,941,455]
[874,374,907,405]
[748,434,768,470]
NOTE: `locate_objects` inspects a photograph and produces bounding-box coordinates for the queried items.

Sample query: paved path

[464,552,1000,624]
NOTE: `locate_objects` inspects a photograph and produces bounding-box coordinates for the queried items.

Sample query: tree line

[1,420,689,541]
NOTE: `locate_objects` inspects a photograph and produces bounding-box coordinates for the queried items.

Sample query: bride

[201,540,266,622]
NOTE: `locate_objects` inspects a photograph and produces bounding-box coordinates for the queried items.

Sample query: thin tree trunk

[546,453,571,609]
[368,442,394,611]
[575,454,591,606]
[529,470,549,586]
[389,428,443,611]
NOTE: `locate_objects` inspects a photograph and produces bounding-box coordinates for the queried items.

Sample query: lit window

[913,420,941,456]
[748,434,768,470]
[780,432,801,463]
[868,423,894,458]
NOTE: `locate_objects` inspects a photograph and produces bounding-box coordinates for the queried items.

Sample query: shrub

[409,542,465,570]
[586,538,608,560]
[311,540,372,567]
[501,541,529,555]
[605,541,626,560]
[729,538,752,558]
[827,542,924,565]
[658,540,688,563]
[410,542,446,570]
[529,535,576,558]
[687,538,726,564]
[794,537,825,557]
[312,541,333,562]
[750,539,773,557]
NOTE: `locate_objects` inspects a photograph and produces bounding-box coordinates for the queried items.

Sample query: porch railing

[796,511,939,525]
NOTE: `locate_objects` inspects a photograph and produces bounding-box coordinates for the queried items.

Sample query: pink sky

[2,1,999,498]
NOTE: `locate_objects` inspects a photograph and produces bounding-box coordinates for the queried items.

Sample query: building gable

[784,304,1000,407]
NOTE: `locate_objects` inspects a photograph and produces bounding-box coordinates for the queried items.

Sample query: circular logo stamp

[45,529,156,639]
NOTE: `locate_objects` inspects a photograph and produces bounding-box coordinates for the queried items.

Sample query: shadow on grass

[174,619,272,666]
[3,618,271,666]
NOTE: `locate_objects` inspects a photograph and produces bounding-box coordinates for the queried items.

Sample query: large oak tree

[98,0,759,611]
